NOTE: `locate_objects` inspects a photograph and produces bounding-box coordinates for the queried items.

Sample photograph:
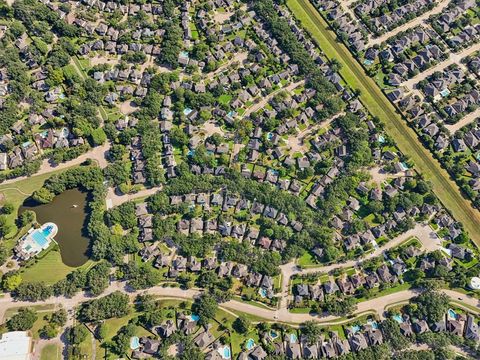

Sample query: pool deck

[15,222,58,260]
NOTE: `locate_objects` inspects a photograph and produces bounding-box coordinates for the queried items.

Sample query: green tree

[233,316,251,334]
[19,210,36,227]
[412,290,450,323]
[7,308,38,331]
[0,244,8,266]
[3,273,22,291]
[300,321,322,344]
[0,215,12,238]
[32,188,55,204]
[39,323,58,339]
[90,128,107,145]
[2,202,14,214]
[67,325,88,345]
[96,322,108,341]
[380,319,411,350]
[193,294,218,326]
[79,291,130,322]
[50,308,67,327]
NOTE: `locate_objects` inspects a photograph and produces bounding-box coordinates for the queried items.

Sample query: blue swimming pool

[367,320,379,329]
[440,88,451,97]
[223,346,231,359]
[130,336,140,350]
[31,230,49,247]
[259,288,267,298]
[270,330,278,339]
[190,314,200,322]
[350,325,361,333]
[246,339,255,350]
[43,225,54,236]
[393,314,404,323]
[448,309,457,320]
[290,333,297,343]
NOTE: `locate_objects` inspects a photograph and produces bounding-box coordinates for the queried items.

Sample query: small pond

[19,188,90,267]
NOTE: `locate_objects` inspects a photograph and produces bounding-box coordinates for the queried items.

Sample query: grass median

[287,0,480,246]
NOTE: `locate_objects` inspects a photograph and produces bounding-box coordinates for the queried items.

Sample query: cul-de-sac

[1,0,480,359]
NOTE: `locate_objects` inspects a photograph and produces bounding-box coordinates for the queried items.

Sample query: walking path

[367,0,451,47]
[0,283,475,326]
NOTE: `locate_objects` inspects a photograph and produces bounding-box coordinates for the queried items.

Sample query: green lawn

[218,94,233,105]
[20,248,94,284]
[287,0,480,247]
[40,344,61,360]
[297,251,318,267]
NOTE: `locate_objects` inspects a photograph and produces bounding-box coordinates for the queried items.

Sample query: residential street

[279,223,441,309]
[0,282,476,326]
[367,0,451,47]
[402,42,480,91]
[0,223,447,328]
[0,143,111,186]
[242,80,305,119]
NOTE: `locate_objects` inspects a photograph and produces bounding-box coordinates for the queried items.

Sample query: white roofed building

[0,331,33,360]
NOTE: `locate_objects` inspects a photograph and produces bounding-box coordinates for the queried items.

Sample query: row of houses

[356,0,435,35]
[135,309,480,360]
[317,0,368,52]
[138,239,278,299]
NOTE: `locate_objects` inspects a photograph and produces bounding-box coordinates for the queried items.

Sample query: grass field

[20,248,94,285]
[40,344,61,360]
[3,304,55,320]
[287,0,480,246]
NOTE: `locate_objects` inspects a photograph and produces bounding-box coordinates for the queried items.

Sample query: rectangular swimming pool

[31,230,49,248]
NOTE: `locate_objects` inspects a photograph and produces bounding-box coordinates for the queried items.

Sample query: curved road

[279,223,440,309]
[0,143,110,186]
[0,282,477,326]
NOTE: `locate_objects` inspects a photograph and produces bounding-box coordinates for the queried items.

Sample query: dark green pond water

[19,188,90,267]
